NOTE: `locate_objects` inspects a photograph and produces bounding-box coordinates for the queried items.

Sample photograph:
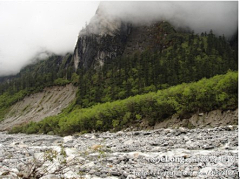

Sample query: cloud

[97,1,238,37]
[0,1,99,76]
[0,1,237,76]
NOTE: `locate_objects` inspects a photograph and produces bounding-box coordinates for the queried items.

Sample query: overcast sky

[0,1,99,76]
[98,1,238,37]
[0,1,238,77]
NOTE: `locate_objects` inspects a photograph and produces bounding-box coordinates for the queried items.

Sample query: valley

[0,2,238,178]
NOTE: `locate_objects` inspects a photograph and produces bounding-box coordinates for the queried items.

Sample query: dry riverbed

[0,125,238,179]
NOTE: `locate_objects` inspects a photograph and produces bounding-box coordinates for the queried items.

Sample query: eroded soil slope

[0,84,77,131]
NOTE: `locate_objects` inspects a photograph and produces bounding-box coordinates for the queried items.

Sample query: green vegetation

[0,54,75,95]
[10,71,238,136]
[0,21,238,133]
[76,23,238,108]
[0,54,75,120]
[0,90,28,121]
[53,78,70,86]
[0,53,75,112]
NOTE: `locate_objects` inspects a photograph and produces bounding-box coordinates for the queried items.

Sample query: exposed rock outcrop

[73,3,177,71]
[73,5,132,70]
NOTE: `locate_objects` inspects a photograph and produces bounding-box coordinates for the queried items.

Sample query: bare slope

[0,84,77,131]
[153,109,238,129]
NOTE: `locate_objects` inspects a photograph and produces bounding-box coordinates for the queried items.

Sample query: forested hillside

[0,54,78,120]
[0,21,238,132]
[76,22,238,107]
[10,71,238,135]
[0,53,75,95]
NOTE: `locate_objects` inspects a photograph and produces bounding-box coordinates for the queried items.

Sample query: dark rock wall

[73,22,132,70]
[73,20,176,71]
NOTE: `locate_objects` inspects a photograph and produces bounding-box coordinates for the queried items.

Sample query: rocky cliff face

[73,5,177,71]
[73,6,132,70]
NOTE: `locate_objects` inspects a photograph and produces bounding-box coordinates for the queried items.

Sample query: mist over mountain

[91,1,237,38]
[0,1,237,77]
[0,1,238,143]
[0,1,99,77]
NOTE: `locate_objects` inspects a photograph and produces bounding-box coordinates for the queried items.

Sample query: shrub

[53,78,70,86]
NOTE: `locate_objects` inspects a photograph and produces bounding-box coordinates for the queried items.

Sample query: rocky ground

[0,125,238,179]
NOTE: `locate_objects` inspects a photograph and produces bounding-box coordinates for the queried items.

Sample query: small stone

[116,131,124,136]
[63,136,73,143]
[226,125,234,131]
[178,127,188,133]
[111,171,121,176]
[40,174,59,179]
[202,144,214,150]
[183,170,190,177]
[162,142,168,146]
[143,132,151,135]
[133,131,141,135]
[193,166,199,171]
[100,173,107,178]
[124,139,134,145]
[89,169,95,174]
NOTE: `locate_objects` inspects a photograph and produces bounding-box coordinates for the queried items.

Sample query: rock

[40,174,59,179]
[63,136,73,143]
[178,127,188,133]
[202,144,214,150]
[116,131,124,136]
[63,170,79,179]
[0,126,238,179]
[88,169,95,174]
[124,139,134,146]
[143,132,151,135]
[162,142,168,146]
[110,171,121,176]
[164,128,173,134]
[91,135,96,139]
[133,131,141,136]
[126,174,136,179]
[226,125,234,131]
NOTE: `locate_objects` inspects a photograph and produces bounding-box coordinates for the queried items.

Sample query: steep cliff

[73,6,132,70]
[73,4,177,71]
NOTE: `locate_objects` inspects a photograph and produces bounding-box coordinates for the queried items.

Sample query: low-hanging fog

[0,1,237,77]
[97,1,238,38]
[0,1,99,76]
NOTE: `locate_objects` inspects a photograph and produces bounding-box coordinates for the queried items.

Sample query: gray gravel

[0,125,238,179]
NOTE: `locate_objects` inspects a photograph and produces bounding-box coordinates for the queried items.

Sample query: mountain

[73,6,131,70]
[0,5,238,133]
[72,8,237,108]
